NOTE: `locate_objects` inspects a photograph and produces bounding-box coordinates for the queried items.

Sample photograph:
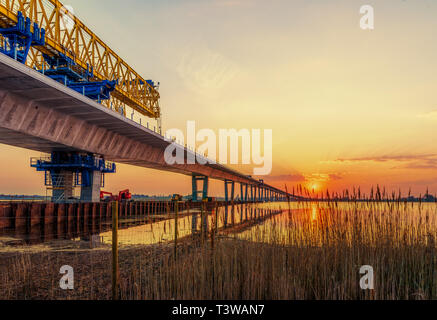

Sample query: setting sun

[307,182,321,193]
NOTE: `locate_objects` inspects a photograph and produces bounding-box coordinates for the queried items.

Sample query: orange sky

[1,0,437,197]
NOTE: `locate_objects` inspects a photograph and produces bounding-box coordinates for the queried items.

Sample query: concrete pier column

[192,175,209,202]
[224,180,235,202]
[80,171,102,203]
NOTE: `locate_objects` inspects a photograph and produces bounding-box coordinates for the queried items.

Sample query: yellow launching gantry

[0,0,161,120]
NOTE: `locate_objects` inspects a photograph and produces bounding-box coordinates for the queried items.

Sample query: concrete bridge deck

[0,53,288,197]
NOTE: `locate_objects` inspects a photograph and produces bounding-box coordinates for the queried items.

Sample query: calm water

[102,202,285,247]
[0,202,285,249]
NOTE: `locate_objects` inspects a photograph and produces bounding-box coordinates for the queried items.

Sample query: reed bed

[0,201,436,300]
[122,201,437,300]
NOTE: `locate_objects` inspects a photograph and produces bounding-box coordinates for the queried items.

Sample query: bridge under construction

[0,0,294,203]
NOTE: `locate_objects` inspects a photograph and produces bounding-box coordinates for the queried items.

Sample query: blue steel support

[31,152,115,202]
[40,53,117,103]
[224,180,235,202]
[192,175,209,202]
[0,11,45,64]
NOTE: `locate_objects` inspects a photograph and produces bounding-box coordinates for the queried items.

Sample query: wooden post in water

[211,202,219,250]
[112,201,119,300]
[200,201,205,246]
[174,200,178,260]
[215,202,219,235]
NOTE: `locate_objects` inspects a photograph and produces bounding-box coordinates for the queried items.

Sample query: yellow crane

[0,0,161,120]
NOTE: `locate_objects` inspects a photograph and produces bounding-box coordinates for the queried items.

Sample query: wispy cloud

[417,110,437,120]
[333,154,437,170]
[176,44,239,95]
[329,173,343,181]
[335,154,437,163]
[267,174,306,182]
[267,172,344,183]
[213,0,254,7]
[395,159,437,170]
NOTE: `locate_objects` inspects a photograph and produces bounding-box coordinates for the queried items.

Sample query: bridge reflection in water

[0,201,286,247]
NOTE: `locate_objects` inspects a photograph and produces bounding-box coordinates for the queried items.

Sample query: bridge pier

[31,152,115,203]
[240,183,248,203]
[244,184,249,202]
[224,180,235,202]
[192,175,209,202]
[80,171,102,203]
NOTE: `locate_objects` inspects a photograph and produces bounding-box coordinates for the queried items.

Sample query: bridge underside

[0,53,266,190]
